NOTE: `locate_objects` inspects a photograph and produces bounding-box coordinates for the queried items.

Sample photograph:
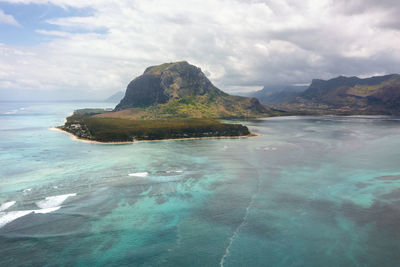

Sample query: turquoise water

[1,102,400,266]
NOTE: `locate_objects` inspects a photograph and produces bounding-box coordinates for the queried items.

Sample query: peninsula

[58,61,278,142]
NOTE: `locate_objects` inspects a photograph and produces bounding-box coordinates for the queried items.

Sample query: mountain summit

[114,61,272,118]
[116,61,224,109]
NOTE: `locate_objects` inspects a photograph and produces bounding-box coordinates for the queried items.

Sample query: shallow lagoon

[1,102,400,266]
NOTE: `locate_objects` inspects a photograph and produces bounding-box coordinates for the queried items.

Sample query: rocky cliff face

[114,61,274,118]
[116,61,226,110]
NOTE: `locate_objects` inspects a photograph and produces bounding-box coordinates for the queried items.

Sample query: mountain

[114,61,275,118]
[275,74,400,115]
[246,85,308,105]
[105,91,124,102]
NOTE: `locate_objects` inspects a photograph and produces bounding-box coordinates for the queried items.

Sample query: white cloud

[0,0,399,100]
[0,9,19,26]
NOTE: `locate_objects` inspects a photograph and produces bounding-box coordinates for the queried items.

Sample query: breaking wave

[128,172,149,177]
[35,193,77,209]
[0,201,16,212]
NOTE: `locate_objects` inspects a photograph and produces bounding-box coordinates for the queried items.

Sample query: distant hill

[114,61,278,118]
[276,74,400,115]
[246,85,308,105]
[105,91,124,102]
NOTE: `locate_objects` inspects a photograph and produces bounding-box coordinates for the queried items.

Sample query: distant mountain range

[105,91,124,102]
[243,85,308,105]
[266,74,400,115]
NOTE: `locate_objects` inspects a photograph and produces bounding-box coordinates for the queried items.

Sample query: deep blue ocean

[1,101,400,266]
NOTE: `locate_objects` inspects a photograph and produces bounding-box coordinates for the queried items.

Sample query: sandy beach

[49,127,261,145]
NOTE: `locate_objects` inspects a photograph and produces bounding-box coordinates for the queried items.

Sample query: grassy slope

[99,95,279,120]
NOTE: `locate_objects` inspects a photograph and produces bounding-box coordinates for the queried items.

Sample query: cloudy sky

[1,0,400,100]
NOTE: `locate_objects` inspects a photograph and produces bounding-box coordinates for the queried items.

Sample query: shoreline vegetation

[55,109,257,144]
[50,127,260,144]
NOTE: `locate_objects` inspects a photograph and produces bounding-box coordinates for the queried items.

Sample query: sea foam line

[0,207,62,228]
[0,210,33,228]
[219,173,261,267]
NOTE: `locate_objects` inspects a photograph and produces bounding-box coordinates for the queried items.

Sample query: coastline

[49,127,261,145]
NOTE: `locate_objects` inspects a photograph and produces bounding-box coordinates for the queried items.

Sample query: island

[58,61,280,143]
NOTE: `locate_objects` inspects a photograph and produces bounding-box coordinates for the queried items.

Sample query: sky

[0,0,400,101]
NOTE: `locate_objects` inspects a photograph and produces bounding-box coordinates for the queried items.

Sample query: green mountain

[114,61,274,118]
[275,74,400,115]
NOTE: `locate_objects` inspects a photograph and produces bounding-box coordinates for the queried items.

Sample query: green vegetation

[141,96,235,119]
[60,109,250,142]
[347,84,382,97]
[99,94,280,120]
